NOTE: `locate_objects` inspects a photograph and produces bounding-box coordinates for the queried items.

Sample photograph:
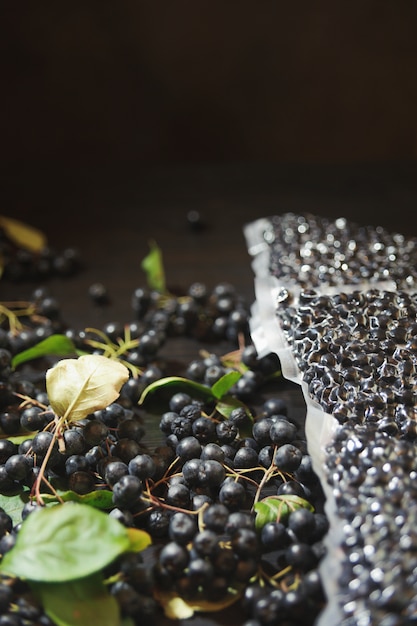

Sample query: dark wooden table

[3,160,417,329]
[2,160,417,624]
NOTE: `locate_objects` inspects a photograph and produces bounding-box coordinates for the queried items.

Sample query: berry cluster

[130,280,252,344]
[144,393,328,626]
[0,279,329,625]
[0,224,82,283]
[264,212,417,290]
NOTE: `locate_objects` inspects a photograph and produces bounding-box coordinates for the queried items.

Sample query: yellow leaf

[126,527,152,552]
[157,593,194,620]
[46,354,129,422]
[0,216,47,253]
[153,588,242,619]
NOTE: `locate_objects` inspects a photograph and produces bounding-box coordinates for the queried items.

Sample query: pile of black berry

[323,420,417,625]
[0,281,329,626]
[276,287,417,433]
[245,213,417,625]
[262,212,417,289]
[272,282,417,626]
[0,226,83,282]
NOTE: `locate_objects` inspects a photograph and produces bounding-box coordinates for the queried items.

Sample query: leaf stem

[33,427,61,506]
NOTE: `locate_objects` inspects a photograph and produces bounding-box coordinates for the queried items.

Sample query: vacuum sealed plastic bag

[244,212,417,625]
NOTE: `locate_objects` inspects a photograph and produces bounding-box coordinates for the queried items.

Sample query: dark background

[2,1,417,167]
[2,1,417,327]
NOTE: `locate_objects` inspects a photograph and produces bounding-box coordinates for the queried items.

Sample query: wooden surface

[3,160,417,329]
[2,160,417,624]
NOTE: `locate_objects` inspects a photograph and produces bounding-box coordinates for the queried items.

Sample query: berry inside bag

[245,212,417,625]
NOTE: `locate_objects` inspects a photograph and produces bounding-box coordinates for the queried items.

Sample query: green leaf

[210,371,242,399]
[215,394,253,420]
[141,239,166,293]
[0,490,30,526]
[254,495,314,530]
[0,215,47,253]
[253,501,279,530]
[39,489,115,510]
[1,432,37,443]
[139,373,247,409]
[138,376,213,407]
[0,502,131,582]
[12,334,77,369]
[46,354,129,423]
[31,572,120,626]
[215,395,254,436]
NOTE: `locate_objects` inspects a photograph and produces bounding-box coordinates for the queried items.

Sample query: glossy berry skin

[104,461,129,487]
[192,417,217,443]
[269,419,297,445]
[112,475,143,508]
[285,542,319,572]
[202,504,230,533]
[19,406,49,431]
[112,438,144,464]
[187,557,214,587]
[277,480,307,498]
[274,443,303,472]
[168,512,197,545]
[215,421,238,444]
[65,455,90,476]
[225,511,255,536]
[200,442,225,463]
[0,509,13,536]
[192,529,219,558]
[0,409,21,435]
[117,418,145,442]
[128,454,156,479]
[166,482,191,508]
[4,454,31,481]
[31,431,60,466]
[169,393,192,413]
[0,440,18,464]
[175,436,202,461]
[146,509,170,539]
[252,418,273,446]
[200,460,226,488]
[68,471,95,495]
[159,541,189,575]
[100,403,126,427]
[182,459,203,487]
[260,521,292,551]
[253,593,284,625]
[231,528,259,559]
[82,420,109,445]
[218,480,247,510]
[63,429,86,455]
[233,446,259,469]
[262,397,288,417]
[288,508,317,543]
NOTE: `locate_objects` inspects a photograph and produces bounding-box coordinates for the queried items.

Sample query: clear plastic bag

[244,212,417,625]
